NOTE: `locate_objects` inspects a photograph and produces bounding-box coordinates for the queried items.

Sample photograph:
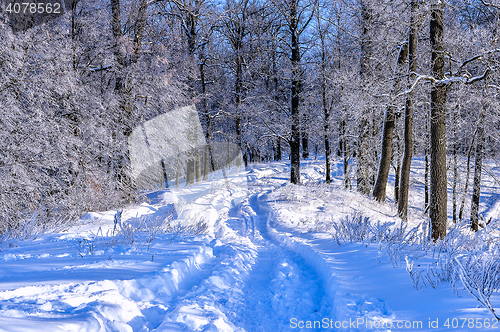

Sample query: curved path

[155,168,333,331]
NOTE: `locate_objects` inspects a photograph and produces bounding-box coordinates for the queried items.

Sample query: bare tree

[397,0,421,219]
[372,42,407,201]
[471,100,486,231]
[271,0,316,184]
[429,0,448,240]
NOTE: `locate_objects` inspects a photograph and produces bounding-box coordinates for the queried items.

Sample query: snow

[0,159,499,331]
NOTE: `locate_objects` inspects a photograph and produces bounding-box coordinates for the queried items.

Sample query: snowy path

[234,193,330,331]
[154,181,332,331]
[0,161,498,331]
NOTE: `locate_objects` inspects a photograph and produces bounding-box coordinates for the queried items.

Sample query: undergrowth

[331,212,500,319]
[77,211,209,256]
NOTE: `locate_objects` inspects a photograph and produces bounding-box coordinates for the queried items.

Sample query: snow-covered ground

[0,160,499,331]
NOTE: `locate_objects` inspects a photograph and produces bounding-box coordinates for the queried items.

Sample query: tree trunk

[373,42,408,201]
[161,158,169,188]
[340,117,350,188]
[110,0,125,66]
[235,47,244,160]
[196,149,202,182]
[277,137,282,161]
[429,2,448,240]
[398,0,419,219]
[110,0,134,201]
[471,108,485,231]
[302,113,309,159]
[273,36,281,164]
[200,55,212,180]
[424,110,429,212]
[324,106,331,184]
[394,153,401,203]
[357,0,374,196]
[132,0,148,63]
[186,157,195,185]
[176,153,180,188]
[289,0,301,184]
[452,109,458,223]
[318,19,331,184]
[458,128,477,221]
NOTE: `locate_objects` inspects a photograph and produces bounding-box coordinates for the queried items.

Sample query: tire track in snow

[234,192,331,331]
[146,164,332,331]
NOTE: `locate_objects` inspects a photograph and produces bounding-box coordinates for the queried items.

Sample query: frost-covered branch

[394,66,491,99]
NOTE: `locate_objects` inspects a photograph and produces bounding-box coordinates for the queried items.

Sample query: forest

[1,0,500,241]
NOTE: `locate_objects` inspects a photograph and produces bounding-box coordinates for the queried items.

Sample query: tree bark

[340,117,350,188]
[302,113,309,159]
[398,0,419,219]
[452,108,458,223]
[234,26,244,161]
[186,157,195,185]
[471,108,485,231]
[110,0,125,66]
[357,0,374,195]
[277,137,282,161]
[424,109,429,212]
[196,149,202,182]
[290,0,301,184]
[318,15,331,184]
[429,1,448,240]
[110,0,143,200]
[132,0,148,63]
[394,151,401,203]
[373,42,408,201]
[458,128,477,221]
[161,158,169,188]
[324,102,331,184]
[200,61,212,179]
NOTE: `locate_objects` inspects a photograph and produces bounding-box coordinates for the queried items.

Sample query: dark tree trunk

[430,2,448,240]
[394,154,401,203]
[110,0,125,66]
[161,159,169,188]
[424,148,429,211]
[324,107,331,184]
[70,0,79,71]
[302,113,309,159]
[372,107,395,200]
[459,128,477,221]
[289,0,301,184]
[132,0,148,63]
[373,42,408,201]
[452,109,458,223]
[277,137,282,161]
[471,109,485,231]
[318,20,331,184]
[424,109,429,212]
[340,118,350,188]
[272,33,281,164]
[200,61,212,179]
[235,41,244,160]
[398,0,419,219]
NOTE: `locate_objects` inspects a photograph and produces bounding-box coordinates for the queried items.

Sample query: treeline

[1,0,500,238]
